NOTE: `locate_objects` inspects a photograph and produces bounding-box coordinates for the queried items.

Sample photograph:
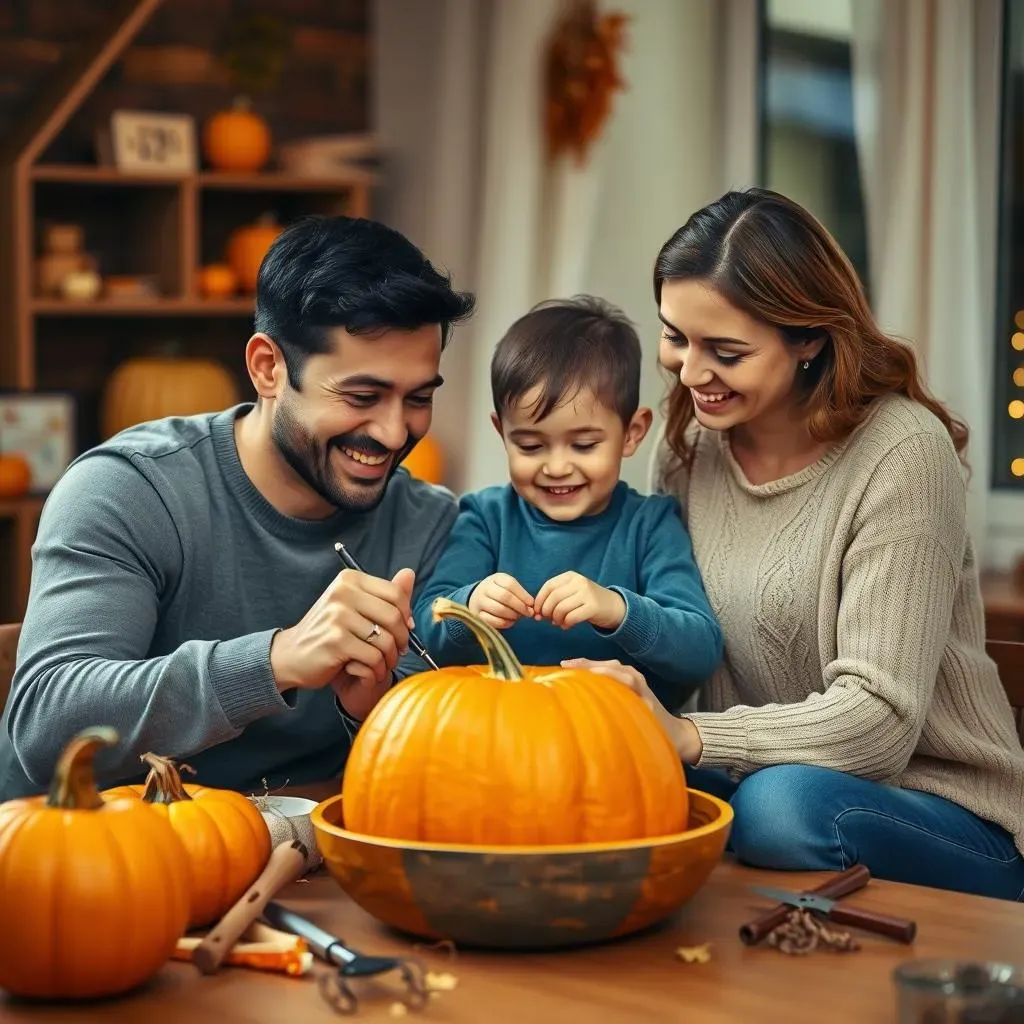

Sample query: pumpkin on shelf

[225,214,284,293]
[0,727,191,999]
[401,434,445,485]
[0,453,31,499]
[197,263,239,300]
[104,753,271,928]
[202,97,272,173]
[341,597,689,846]
[101,349,240,439]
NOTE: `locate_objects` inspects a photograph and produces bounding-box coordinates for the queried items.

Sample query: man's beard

[271,397,418,514]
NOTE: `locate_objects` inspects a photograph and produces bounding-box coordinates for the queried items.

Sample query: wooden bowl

[310,789,733,950]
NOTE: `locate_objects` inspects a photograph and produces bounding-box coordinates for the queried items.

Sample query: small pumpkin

[202,97,272,172]
[225,213,284,293]
[0,453,31,498]
[341,598,689,846]
[401,434,445,485]
[197,263,238,299]
[101,353,240,439]
[104,753,271,928]
[0,727,191,999]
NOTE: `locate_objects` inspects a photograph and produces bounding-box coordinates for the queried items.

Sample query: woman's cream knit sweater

[653,394,1024,855]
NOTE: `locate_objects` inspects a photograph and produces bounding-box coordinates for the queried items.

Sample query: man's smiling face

[271,324,444,513]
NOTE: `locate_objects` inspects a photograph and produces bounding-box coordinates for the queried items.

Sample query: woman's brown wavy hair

[653,188,968,470]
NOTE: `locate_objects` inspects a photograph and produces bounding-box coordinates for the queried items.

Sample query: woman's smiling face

[657,278,823,433]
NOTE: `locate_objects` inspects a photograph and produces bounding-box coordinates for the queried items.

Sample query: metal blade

[750,885,837,913]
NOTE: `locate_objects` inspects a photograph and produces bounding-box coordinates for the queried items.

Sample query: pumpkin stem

[46,726,119,810]
[430,597,524,680]
[139,752,196,804]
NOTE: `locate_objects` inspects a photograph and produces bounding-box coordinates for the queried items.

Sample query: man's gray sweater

[0,405,457,799]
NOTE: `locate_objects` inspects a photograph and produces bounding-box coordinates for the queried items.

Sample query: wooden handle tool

[192,839,307,975]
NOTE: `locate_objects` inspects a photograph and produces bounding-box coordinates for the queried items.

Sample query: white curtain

[375,0,726,494]
[850,0,997,560]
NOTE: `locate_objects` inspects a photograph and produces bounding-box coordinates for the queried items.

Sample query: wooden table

[2,787,1023,1024]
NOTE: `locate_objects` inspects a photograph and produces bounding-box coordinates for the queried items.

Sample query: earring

[802,360,811,370]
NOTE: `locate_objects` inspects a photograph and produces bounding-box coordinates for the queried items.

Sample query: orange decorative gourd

[342,598,689,845]
[401,434,445,485]
[101,353,240,439]
[0,453,31,498]
[202,98,272,172]
[104,753,271,928]
[197,263,238,299]
[0,727,191,999]
[226,214,284,293]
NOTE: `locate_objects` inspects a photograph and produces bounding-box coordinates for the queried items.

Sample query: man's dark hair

[254,215,476,388]
[491,296,642,425]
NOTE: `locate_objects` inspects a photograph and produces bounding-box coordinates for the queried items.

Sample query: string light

[1011,401,1024,419]
[1015,310,1024,329]
[1013,459,1024,478]
[1013,333,1024,351]
[1015,367,1024,388]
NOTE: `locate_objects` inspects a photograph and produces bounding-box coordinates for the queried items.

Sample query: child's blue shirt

[412,481,723,711]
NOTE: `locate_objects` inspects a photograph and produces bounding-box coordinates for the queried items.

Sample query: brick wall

[0,0,369,164]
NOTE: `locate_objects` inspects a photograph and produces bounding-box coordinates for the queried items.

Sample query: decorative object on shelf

[203,14,291,173]
[60,268,102,301]
[401,434,445,484]
[101,347,240,439]
[0,453,32,499]
[34,223,98,298]
[226,213,284,293]
[0,392,75,493]
[278,133,379,179]
[202,97,272,173]
[198,263,239,300]
[543,0,629,165]
[103,274,160,301]
[109,109,198,174]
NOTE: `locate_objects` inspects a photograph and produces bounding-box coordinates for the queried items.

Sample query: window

[757,0,870,294]
[994,0,1024,489]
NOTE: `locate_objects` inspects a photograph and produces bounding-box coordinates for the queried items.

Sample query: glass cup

[894,960,1024,1023]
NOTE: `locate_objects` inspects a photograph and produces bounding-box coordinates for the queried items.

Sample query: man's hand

[270,566,416,719]
[467,572,534,629]
[561,657,703,764]
[534,571,626,630]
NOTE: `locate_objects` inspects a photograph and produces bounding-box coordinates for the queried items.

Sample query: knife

[750,885,917,944]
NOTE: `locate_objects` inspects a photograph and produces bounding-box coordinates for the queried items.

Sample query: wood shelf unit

[0,0,376,621]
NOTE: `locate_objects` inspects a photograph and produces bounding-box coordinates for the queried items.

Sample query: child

[412,296,722,711]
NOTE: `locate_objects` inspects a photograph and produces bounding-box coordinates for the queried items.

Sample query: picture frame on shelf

[106,109,198,174]
[0,392,76,494]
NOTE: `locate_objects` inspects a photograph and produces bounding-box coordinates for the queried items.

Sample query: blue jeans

[687,764,1024,902]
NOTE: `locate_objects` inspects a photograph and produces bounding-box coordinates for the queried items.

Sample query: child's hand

[468,573,535,629]
[534,572,626,631]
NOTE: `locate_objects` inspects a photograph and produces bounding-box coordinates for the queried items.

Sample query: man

[0,215,475,799]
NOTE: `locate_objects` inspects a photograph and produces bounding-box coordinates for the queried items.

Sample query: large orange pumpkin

[104,753,271,928]
[0,727,191,999]
[341,598,689,845]
[226,214,284,293]
[401,434,445,484]
[0,453,31,498]
[202,98,271,173]
[101,354,240,439]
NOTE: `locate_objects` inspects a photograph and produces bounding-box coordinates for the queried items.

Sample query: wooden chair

[986,638,1024,745]
[0,622,20,712]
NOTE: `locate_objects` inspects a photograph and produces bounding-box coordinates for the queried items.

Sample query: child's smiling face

[493,385,651,522]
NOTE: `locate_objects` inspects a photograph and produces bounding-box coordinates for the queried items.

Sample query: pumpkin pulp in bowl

[318,597,732,950]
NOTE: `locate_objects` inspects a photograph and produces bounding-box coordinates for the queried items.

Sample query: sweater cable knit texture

[652,394,1024,855]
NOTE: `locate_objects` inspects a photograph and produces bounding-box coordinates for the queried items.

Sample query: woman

[569,188,1024,900]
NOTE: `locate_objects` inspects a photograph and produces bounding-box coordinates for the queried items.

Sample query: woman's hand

[561,657,704,764]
